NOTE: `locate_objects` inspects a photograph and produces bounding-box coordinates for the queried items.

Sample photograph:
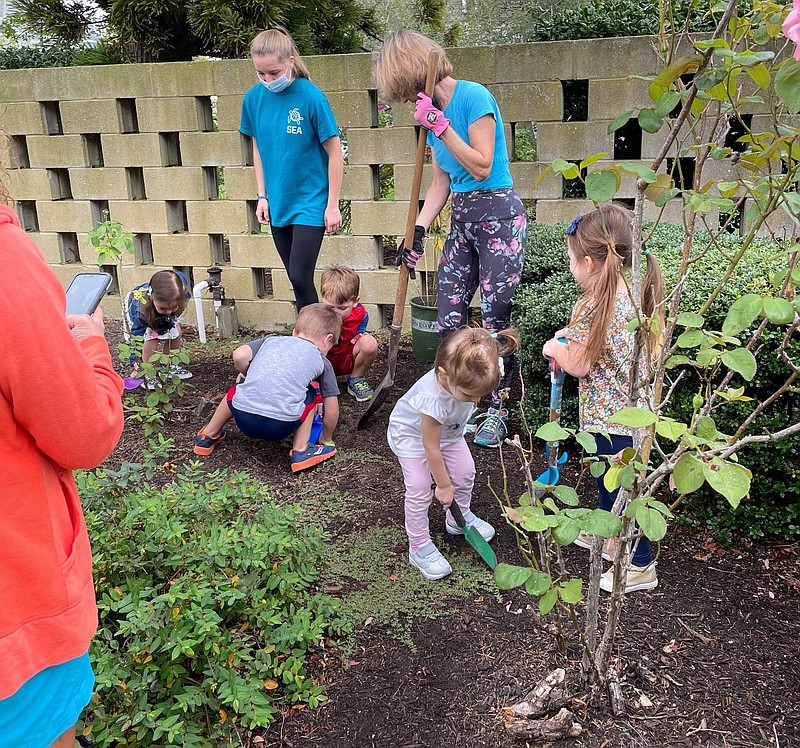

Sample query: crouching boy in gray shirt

[193,303,342,473]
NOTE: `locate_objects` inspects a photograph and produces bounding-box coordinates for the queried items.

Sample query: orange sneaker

[290,443,336,473]
[193,428,225,456]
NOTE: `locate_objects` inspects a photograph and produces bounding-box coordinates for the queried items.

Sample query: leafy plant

[77,444,345,747]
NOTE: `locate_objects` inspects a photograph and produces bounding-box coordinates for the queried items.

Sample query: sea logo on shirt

[287,107,304,134]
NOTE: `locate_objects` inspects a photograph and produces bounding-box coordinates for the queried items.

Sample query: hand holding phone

[65,272,113,316]
[67,307,106,340]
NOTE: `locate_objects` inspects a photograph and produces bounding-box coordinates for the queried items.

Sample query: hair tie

[643,247,651,256]
[566,215,583,236]
[491,331,498,339]
[498,356,505,378]
[146,285,153,295]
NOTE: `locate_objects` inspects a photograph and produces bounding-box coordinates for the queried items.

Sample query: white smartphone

[65,272,113,315]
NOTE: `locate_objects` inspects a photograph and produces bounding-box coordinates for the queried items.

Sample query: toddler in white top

[388,326,519,580]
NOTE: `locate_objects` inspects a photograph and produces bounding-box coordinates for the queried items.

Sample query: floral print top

[565,293,648,436]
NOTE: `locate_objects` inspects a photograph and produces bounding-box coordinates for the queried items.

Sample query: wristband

[257,195,267,201]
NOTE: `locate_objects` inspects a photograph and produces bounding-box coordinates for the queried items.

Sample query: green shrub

[512,221,800,542]
[0,44,79,69]
[77,441,345,747]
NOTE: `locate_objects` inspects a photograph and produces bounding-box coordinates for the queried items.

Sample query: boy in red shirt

[320,265,378,402]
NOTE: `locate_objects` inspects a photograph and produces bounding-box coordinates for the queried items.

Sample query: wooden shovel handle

[390,49,440,326]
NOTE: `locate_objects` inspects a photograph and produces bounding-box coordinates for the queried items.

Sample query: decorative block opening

[719,202,743,234]
[240,134,254,166]
[561,80,589,122]
[203,166,225,200]
[670,74,695,118]
[511,122,537,162]
[724,114,753,152]
[613,119,642,160]
[196,96,216,132]
[117,98,139,134]
[18,201,39,232]
[253,268,273,298]
[666,157,696,192]
[562,162,587,199]
[339,127,349,165]
[40,101,63,135]
[134,233,154,265]
[372,164,395,200]
[616,197,635,211]
[174,266,195,292]
[11,135,30,169]
[90,199,110,227]
[381,235,397,267]
[521,198,537,222]
[380,304,395,327]
[166,200,189,233]
[47,168,72,200]
[781,159,800,192]
[159,132,182,167]
[339,199,352,233]
[82,133,104,167]
[125,167,146,200]
[58,232,80,263]
[368,89,380,128]
[246,200,261,233]
[209,234,230,265]
[101,264,120,295]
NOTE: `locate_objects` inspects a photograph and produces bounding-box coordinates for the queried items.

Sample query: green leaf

[494,563,532,590]
[575,431,597,454]
[720,347,757,381]
[676,312,705,328]
[589,460,606,478]
[580,152,608,169]
[695,348,719,367]
[775,59,800,113]
[146,392,161,408]
[558,578,583,604]
[745,63,770,90]
[551,519,580,546]
[519,490,531,506]
[702,458,751,508]
[616,162,658,183]
[525,571,552,596]
[654,90,681,118]
[585,169,620,202]
[607,407,657,428]
[696,415,717,440]
[552,158,580,179]
[673,453,705,494]
[580,508,622,537]
[552,485,580,506]
[635,506,668,541]
[607,110,634,134]
[665,354,691,368]
[539,587,558,616]
[638,108,664,133]
[535,421,571,442]
[656,420,687,441]
[722,294,762,335]
[655,187,682,206]
[763,297,795,325]
[603,463,622,492]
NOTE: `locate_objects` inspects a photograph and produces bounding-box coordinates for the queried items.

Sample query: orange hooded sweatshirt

[0,205,124,700]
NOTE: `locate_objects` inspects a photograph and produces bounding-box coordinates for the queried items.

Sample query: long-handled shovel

[357,50,440,430]
[449,500,497,570]
[534,339,568,497]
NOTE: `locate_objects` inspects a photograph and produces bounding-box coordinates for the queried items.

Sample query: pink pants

[398,438,475,550]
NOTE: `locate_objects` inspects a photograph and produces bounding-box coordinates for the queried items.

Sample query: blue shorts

[227,383,320,441]
[0,652,94,748]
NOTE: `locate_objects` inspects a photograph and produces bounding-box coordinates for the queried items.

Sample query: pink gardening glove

[414,93,450,137]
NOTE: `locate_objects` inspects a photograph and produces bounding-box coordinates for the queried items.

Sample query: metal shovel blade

[449,501,497,569]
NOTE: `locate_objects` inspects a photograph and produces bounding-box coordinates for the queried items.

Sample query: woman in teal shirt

[241,27,344,310]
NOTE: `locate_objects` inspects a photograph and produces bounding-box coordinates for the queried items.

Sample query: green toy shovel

[448,500,497,570]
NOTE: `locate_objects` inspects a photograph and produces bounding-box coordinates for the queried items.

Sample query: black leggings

[271,224,325,310]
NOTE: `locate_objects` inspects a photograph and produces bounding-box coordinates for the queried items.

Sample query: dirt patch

[103,322,800,748]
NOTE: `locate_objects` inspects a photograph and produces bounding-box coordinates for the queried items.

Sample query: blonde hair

[373,30,453,103]
[568,203,664,365]
[435,326,520,397]
[294,302,342,344]
[320,265,360,304]
[250,26,310,80]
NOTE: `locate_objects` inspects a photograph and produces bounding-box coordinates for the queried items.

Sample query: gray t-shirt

[232,335,339,421]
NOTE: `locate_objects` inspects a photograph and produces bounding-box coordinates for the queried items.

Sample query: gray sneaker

[408,541,452,581]
[474,407,508,448]
[464,407,486,435]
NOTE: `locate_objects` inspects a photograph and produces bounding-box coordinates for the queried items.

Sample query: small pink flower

[784,0,800,61]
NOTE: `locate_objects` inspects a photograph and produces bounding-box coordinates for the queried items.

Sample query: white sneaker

[408,541,452,581]
[600,562,658,593]
[169,364,193,380]
[445,509,496,542]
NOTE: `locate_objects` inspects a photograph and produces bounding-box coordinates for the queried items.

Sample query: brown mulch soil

[105,322,800,748]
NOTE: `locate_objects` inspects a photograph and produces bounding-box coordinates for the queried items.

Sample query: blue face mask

[262,73,291,94]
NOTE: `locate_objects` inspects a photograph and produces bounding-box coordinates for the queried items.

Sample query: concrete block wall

[0,36,790,330]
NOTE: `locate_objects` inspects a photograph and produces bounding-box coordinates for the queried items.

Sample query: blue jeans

[595,433,653,567]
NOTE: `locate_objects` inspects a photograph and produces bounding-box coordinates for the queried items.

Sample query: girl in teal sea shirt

[241,27,344,311]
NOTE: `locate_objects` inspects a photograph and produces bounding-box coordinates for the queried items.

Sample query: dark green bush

[512,221,800,542]
[0,45,79,69]
[77,441,345,747]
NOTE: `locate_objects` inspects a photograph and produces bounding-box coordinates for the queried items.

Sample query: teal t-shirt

[240,77,339,227]
[428,80,512,193]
